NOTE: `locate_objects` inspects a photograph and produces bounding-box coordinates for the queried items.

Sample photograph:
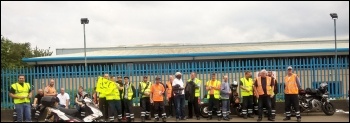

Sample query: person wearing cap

[253,69,275,122]
[116,76,126,120]
[283,66,302,122]
[205,73,222,120]
[185,72,201,120]
[240,71,254,119]
[268,71,278,119]
[150,77,167,122]
[139,76,152,122]
[106,75,124,122]
[96,73,110,121]
[172,72,186,121]
[121,76,136,122]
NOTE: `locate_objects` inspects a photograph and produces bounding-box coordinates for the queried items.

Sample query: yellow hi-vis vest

[240,77,254,96]
[206,80,221,99]
[140,81,152,98]
[96,76,110,98]
[122,83,134,100]
[105,81,121,100]
[11,82,31,104]
[187,78,201,97]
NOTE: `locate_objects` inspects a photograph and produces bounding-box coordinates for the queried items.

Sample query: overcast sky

[1,1,349,55]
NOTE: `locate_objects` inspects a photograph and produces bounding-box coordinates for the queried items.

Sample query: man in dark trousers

[116,76,125,120]
[254,69,275,122]
[268,71,278,119]
[139,76,152,122]
[240,71,254,119]
[185,72,201,120]
[283,66,302,122]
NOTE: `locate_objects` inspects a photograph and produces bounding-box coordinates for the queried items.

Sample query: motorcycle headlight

[322,94,329,98]
[200,102,204,104]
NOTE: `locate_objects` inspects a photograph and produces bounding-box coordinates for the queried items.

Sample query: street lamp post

[81,18,89,69]
[330,13,338,83]
[81,18,89,78]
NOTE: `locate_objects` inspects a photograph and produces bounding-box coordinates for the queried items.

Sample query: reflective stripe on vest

[206,80,220,99]
[122,83,134,100]
[140,81,152,98]
[187,78,201,97]
[256,77,272,95]
[12,82,31,104]
[240,77,254,96]
[166,82,172,99]
[106,81,121,100]
[284,74,299,94]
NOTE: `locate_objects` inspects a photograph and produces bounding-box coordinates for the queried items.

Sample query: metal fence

[1,55,349,108]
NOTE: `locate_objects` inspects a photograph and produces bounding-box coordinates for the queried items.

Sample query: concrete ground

[2,112,348,122]
[150,113,349,122]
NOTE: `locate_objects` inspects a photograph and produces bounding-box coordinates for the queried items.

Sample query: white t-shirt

[172,78,184,95]
[57,93,70,106]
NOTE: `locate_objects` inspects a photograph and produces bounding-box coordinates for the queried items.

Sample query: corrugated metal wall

[1,55,349,108]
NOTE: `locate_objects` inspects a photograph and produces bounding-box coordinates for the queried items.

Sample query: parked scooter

[40,96,103,122]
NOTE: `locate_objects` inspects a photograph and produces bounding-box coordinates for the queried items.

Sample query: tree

[1,35,53,69]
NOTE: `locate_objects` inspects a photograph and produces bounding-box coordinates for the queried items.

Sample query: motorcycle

[41,96,103,122]
[199,81,243,118]
[291,82,335,116]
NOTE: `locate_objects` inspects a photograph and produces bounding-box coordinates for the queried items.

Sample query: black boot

[217,115,221,121]
[283,116,291,121]
[196,116,200,120]
[207,115,212,120]
[154,118,159,122]
[297,117,301,122]
[141,116,145,122]
[126,117,131,122]
[162,117,166,122]
[243,114,248,119]
[268,117,275,121]
[257,117,262,122]
[223,116,230,121]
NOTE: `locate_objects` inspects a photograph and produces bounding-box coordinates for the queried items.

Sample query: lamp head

[330,13,338,19]
[81,18,89,24]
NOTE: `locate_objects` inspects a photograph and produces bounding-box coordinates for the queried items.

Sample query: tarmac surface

[2,112,348,122]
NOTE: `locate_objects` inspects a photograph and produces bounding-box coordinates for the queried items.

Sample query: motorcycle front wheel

[322,102,335,116]
[199,103,209,118]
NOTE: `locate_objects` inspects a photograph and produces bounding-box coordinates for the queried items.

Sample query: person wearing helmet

[220,75,231,121]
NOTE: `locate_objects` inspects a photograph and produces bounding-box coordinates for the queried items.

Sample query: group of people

[9,66,302,122]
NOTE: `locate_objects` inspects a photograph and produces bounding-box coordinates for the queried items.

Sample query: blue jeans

[174,94,185,119]
[222,99,230,116]
[15,103,31,122]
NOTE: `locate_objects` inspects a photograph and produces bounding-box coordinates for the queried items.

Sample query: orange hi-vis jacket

[284,74,299,94]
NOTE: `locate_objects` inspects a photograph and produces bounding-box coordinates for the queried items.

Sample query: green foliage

[1,35,52,69]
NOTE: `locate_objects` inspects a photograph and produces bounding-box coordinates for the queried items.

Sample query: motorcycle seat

[305,88,317,94]
[58,108,79,116]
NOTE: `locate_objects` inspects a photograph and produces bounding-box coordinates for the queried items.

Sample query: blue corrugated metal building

[1,39,349,108]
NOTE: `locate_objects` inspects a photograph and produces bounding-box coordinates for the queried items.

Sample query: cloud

[1,1,349,55]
